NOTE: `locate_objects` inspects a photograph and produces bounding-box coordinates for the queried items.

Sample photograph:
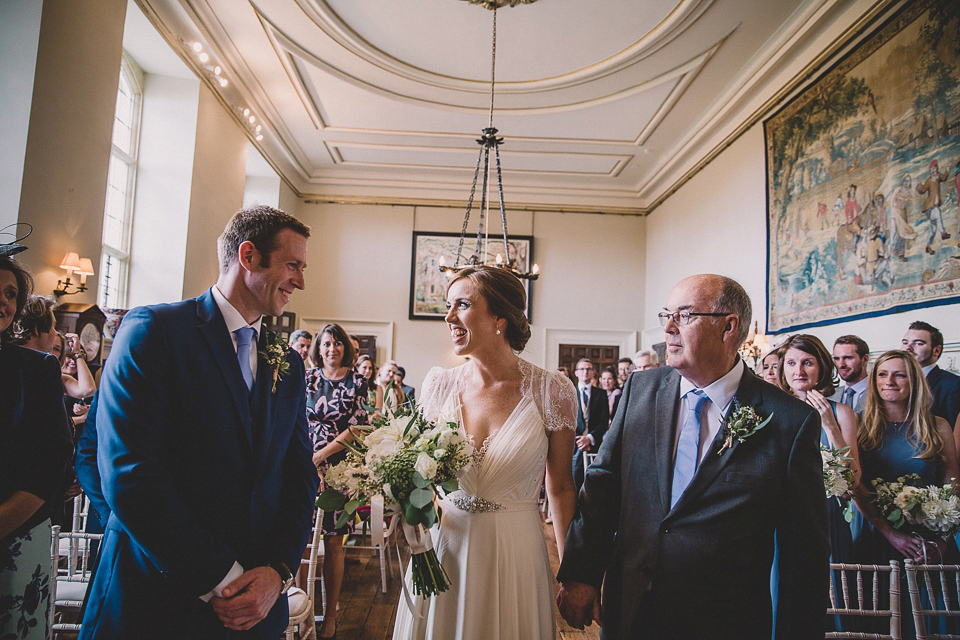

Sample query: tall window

[99,54,143,308]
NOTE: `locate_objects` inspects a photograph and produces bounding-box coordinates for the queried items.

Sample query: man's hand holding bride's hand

[557,581,602,629]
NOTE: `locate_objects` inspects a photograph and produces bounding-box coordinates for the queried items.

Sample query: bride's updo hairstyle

[447,265,531,352]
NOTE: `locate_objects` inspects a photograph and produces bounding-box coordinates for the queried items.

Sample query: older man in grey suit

[557,274,829,640]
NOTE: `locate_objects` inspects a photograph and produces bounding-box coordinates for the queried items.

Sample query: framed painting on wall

[764,0,960,333]
[409,231,534,321]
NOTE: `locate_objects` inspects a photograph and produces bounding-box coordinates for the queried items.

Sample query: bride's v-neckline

[452,358,531,465]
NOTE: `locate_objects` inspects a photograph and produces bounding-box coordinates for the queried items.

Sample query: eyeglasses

[658,310,729,326]
[575,366,594,372]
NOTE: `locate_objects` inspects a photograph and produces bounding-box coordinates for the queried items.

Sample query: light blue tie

[235,327,256,392]
[841,387,856,409]
[671,389,709,509]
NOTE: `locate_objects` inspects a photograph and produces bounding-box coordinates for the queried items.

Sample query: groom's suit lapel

[197,290,254,450]
[252,329,280,471]
[667,366,766,515]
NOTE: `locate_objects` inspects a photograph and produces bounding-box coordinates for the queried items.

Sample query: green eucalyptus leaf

[413,471,430,489]
[410,487,433,509]
[316,489,347,511]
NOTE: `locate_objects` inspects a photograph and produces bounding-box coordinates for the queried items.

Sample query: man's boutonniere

[718,402,773,455]
[262,333,291,393]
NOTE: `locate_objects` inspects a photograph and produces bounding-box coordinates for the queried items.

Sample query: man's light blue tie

[236,327,256,392]
[581,387,589,425]
[671,389,709,509]
[842,387,856,409]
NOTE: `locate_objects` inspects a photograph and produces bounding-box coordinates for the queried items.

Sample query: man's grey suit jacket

[558,365,829,640]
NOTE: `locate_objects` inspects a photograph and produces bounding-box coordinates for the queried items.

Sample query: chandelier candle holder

[440,1,540,281]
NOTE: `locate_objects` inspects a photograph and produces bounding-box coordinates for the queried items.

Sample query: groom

[557,274,828,640]
[80,206,319,638]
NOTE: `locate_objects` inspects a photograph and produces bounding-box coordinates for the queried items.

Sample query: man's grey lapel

[654,368,681,517]
[196,289,254,449]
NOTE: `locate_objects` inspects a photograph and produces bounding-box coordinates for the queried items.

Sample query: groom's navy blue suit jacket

[80,289,318,639]
[559,365,829,640]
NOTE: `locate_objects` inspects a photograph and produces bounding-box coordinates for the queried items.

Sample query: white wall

[286,202,645,389]
[182,85,248,298]
[0,0,43,232]
[127,74,200,307]
[645,123,959,358]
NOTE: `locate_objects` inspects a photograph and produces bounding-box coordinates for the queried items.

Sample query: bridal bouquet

[316,395,474,597]
[869,474,960,540]
[821,443,855,522]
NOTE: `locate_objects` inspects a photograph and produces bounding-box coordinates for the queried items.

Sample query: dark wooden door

[559,344,620,383]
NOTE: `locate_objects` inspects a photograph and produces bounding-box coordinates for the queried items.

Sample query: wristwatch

[269,561,295,594]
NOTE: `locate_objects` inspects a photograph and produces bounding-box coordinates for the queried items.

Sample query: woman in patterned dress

[306,323,369,640]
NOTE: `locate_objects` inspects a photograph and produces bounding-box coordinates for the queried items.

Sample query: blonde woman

[852,350,959,638]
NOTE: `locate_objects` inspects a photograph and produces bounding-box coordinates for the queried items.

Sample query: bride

[392,265,577,640]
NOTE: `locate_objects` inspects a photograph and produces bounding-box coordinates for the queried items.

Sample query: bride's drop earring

[496,326,501,335]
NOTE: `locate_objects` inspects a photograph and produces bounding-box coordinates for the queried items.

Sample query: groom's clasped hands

[210,566,284,630]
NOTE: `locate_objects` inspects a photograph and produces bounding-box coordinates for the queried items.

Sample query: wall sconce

[54,252,95,299]
[738,321,769,370]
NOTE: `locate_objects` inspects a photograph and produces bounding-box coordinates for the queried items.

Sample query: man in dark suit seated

[557,274,828,640]
[572,357,609,493]
[902,320,960,429]
[80,206,319,639]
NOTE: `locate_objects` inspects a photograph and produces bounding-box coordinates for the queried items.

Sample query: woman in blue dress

[853,350,959,639]
[778,334,861,631]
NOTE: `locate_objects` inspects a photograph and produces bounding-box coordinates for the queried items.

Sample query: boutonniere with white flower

[718,402,774,455]
[261,332,291,393]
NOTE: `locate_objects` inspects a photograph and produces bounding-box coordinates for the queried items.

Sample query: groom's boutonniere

[718,402,774,455]
[261,333,291,393]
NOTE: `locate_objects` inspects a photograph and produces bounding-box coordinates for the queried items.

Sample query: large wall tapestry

[409,231,533,320]
[764,0,960,332]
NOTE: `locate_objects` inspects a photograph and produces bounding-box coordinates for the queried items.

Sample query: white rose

[414,451,439,480]
[433,448,446,460]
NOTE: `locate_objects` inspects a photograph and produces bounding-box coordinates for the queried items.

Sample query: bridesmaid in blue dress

[778,334,861,632]
[853,350,960,640]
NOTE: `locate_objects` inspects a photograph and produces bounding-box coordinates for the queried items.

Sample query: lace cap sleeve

[541,368,577,432]
[417,366,449,422]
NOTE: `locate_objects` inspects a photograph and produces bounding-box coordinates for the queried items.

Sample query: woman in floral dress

[306,323,369,640]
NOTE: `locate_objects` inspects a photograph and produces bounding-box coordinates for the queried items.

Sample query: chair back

[826,561,901,640]
[583,451,597,471]
[50,525,103,634]
[904,559,960,640]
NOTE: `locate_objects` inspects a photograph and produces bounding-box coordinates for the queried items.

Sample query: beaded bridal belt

[444,492,538,514]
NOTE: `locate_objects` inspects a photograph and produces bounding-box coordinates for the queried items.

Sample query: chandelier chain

[489,6,497,129]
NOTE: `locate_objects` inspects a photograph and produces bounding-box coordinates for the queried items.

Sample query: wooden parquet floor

[320,517,601,640]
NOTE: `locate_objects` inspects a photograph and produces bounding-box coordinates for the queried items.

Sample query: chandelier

[439,0,540,281]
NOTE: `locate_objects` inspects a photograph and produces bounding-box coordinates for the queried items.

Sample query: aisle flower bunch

[821,443,855,521]
[316,392,474,596]
[869,474,960,539]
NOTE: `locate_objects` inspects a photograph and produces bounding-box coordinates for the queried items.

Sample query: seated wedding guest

[306,323,368,640]
[633,349,659,370]
[0,256,73,640]
[61,332,97,426]
[374,360,404,413]
[853,350,959,638]
[832,334,870,413]
[779,334,860,631]
[288,329,312,365]
[354,354,377,405]
[616,357,634,387]
[599,367,621,424]
[756,344,783,386]
[12,297,97,402]
[902,321,960,429]
[395,365,416,408]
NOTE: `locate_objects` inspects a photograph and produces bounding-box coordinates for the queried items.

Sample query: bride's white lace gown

[392,359,576,640]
